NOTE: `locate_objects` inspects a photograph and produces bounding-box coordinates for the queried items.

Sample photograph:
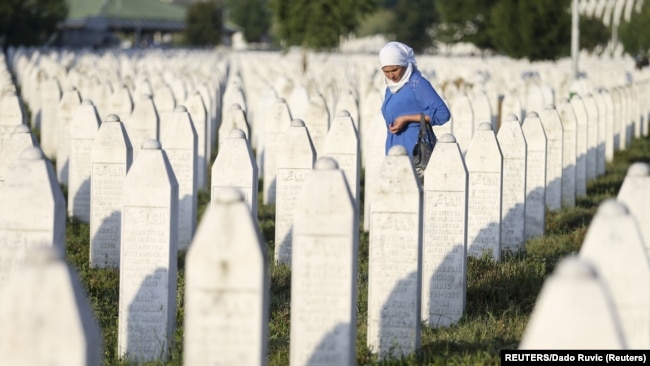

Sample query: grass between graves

[63,135,650,365]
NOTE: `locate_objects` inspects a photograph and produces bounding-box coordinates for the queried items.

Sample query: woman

[379,41,451,157]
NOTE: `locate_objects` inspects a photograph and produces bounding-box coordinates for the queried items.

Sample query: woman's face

[382,65,406,82]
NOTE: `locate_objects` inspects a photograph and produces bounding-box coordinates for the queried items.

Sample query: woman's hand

[389,114,427,134]
[388,115,409,134]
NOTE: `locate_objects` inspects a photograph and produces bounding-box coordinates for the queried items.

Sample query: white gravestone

[303,93,330,158]
[557,98,577,208]
[118,139,178,363]
[0,91,25,148]
[152,82,176,140]
[519,256,626,349]
[470,90,493,136]
[0,124,38,184]
[90,114,132,268]
[219,103,250,150]
[521,112,547,240]
[39,76,62,158]
[68,100,101,222]
[595,88,615,166]
[184,188,269,366]
[161,106,198,251]
[274,119,316,265]
[422,134,468,327]
[579,199,650,349]
[617,162,650,254]
[335,87,360,131]
[590,90,608,175]
[184,91,209,190]
[262,98,292,204]
[55,86,82,184]
[448,93,475,154]
[323,110,361,210]
[363,112,388,232]
[465,122,503,261]
[0,247,104,365]
[109,84,134,124]
[539,105,563,211]
[500,89,524,125]
[124,93,159,161]
[582,93,600,181]
[497,114,527,253]
[0,147,66,288]
[367,145,421,359]
[211,129,258,218]
[610,87,623,152]
[570,95,588,198]
[290,157,358,366]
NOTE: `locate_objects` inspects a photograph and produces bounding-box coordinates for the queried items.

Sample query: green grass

[63,135,650,365]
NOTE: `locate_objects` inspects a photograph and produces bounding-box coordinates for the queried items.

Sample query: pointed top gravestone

[0,90,25,148]
[56,86,82,184]
[323,110,360,209]
[160,105,198,251]
[519,256,626,349]
[538,104,563,211]
[465,122,503,261]
[367,145,421,359]
[262,98,292,204]
[124,94,159,161]
[290,156,358,366]
[0,124,38,184]
[0,146,66,288]
[211,128,259,218]
[497,114,527,253]
[90,114,132,268]
[118,138,178,363]
[184,188,269,366]
[422,133,468,328]
[579,199,650,349]
[274,119,316,265]
[521,111,547,240]
[0,246,104,365]
[556,98,577,208]
[68,100,101,222]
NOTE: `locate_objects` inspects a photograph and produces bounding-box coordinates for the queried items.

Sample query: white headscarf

[379,42,417,94]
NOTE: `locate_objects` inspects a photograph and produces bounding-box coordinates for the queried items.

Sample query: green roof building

[62,0,188,47]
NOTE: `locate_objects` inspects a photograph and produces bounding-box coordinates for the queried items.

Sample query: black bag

[412,113,436,180]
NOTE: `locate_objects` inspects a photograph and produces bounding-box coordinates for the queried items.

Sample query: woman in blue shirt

[379,42,451,157]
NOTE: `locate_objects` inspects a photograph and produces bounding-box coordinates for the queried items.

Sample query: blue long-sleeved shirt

[381,71,451,156]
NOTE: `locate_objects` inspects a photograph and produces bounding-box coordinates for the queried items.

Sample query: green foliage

[619,0,650,56]
[0,0,68,47]
[388,0,437,53]
[579,15,609,53]
[227,0,271,43]
[270,0,377,50]
[488,0,571,61]
[434,0,498,50]
[357,8,396,37]
[183,0,223,46]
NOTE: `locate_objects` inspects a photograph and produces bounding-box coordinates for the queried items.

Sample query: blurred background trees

[0,0,647,62]
[0,0,68,48]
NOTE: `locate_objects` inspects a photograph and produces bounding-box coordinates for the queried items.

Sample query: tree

[435,0,498,50]
[228,0,271,43]
[388,0,437,53]
[183,0,223,46]
[619,0,650,57]
[488,0,571,61]
[270,0,377,50]
[0,0,68,47]
[579,15,609,53]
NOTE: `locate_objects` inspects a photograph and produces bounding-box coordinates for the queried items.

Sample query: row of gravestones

[520,163,650,350]
[1,47,650,363]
